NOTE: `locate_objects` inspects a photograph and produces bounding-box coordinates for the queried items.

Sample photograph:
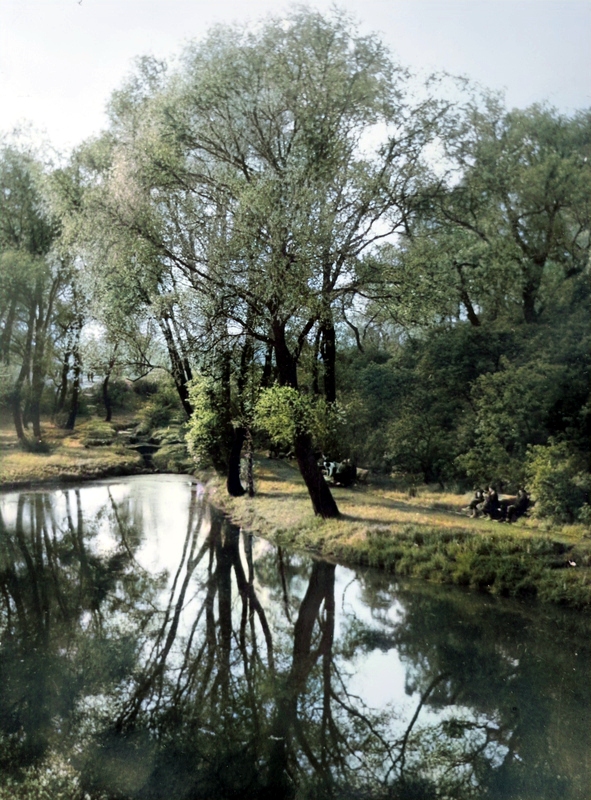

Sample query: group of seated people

[468,486,531,523]
[321,457,357,487]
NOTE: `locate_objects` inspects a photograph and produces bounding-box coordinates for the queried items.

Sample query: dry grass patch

[0,417,144,488]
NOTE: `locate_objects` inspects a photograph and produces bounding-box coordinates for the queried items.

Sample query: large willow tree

[76,9,445,516]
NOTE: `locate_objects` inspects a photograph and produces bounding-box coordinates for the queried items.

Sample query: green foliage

[152,443,192,474]
[526,440,590,523]
[81,420,116,447]
[89,378,133,412]
[136,379,186,435]
[254,385,343,453]
[185,374,226,468]
[458,358,565,487]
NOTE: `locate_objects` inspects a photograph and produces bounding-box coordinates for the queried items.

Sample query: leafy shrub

[152,443,193,473]
[89,378,133,412]
[254,385,343,453]
[525,440,590,523]
[81,421,116,446]
[457,359,564,488]
[132,378,160,397]
[185,375,227,468]
[136,381,186,435]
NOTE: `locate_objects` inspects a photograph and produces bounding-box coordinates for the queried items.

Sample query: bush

[152,443,193,473]
[185,375,227,468]
[89,378,133,412]
[254,385,344,454]
[81,421,117,447]
[132,378,160,397]
[526,440,590,523]
[136,381,186,434]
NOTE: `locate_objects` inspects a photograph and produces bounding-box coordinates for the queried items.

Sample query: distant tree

[0,143,67,444]
[385,99,591,326]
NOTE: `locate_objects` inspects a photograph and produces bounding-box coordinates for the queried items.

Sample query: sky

[0,0,589,154]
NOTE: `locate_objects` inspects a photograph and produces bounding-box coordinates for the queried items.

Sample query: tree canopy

[0,8,588,522]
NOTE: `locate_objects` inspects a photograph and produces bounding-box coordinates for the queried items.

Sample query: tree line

[1,9,589,521]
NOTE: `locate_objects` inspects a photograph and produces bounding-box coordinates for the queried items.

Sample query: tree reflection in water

[0,479,589,799]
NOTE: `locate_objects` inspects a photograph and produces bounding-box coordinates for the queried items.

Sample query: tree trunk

[0,297,17,364]
[273,323,339,519]
[311,328,321,396]
[522,285,539,324]
[11,390,26,442]
[454,261,480,327]
[226,426,246,497]
[261,342,274,388]
[65,342,81,431]
[102,374,113,422]
[522,261,544,324]
[159,317,193,416]
[245,428,254,497]
[55,349,71,414]
[12,304,36,442]
[273,321,339,518]
[321,322,336,403]
[294,431,340,518]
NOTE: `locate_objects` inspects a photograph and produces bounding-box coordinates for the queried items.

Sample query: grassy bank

[0,418,145,489]
[206,456,591,609]
[2,417,589,609]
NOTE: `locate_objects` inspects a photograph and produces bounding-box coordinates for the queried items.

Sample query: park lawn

[206,455,591,609]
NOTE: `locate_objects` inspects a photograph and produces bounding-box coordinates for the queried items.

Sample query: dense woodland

[1,9,589,523]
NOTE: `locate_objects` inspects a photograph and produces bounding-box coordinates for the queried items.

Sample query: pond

[0,474,589,799]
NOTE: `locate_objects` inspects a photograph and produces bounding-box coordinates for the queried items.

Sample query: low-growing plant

[185,374,228,469]
[136,380,187,435]
[152,443,193,473]
[81,421,116,447]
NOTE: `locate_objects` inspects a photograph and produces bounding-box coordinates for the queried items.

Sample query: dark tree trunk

[273,322,298,388]
[294,431,339,518]
[311,328,321,396]
[29,393,42,440]
[522,261,544,324]
[226,425,246,497]
[261,341,274,388]
[65,343,81,431]
[0,297,17,364]
[55,349,71,414]
[454,261,480,327]
[522,286,539,324]
[273,321,339,518]
[321,322,336,403]
[159,317,193,416]
[102,374,112,423]
[11,390,26,442]
[245,428,254,497]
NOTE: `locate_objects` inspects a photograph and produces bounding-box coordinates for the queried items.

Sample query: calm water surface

[0,475,589,799]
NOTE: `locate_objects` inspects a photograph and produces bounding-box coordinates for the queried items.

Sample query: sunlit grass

[0,416,144,487]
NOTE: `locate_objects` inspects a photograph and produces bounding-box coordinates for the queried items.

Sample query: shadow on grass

[254,491,310,500]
